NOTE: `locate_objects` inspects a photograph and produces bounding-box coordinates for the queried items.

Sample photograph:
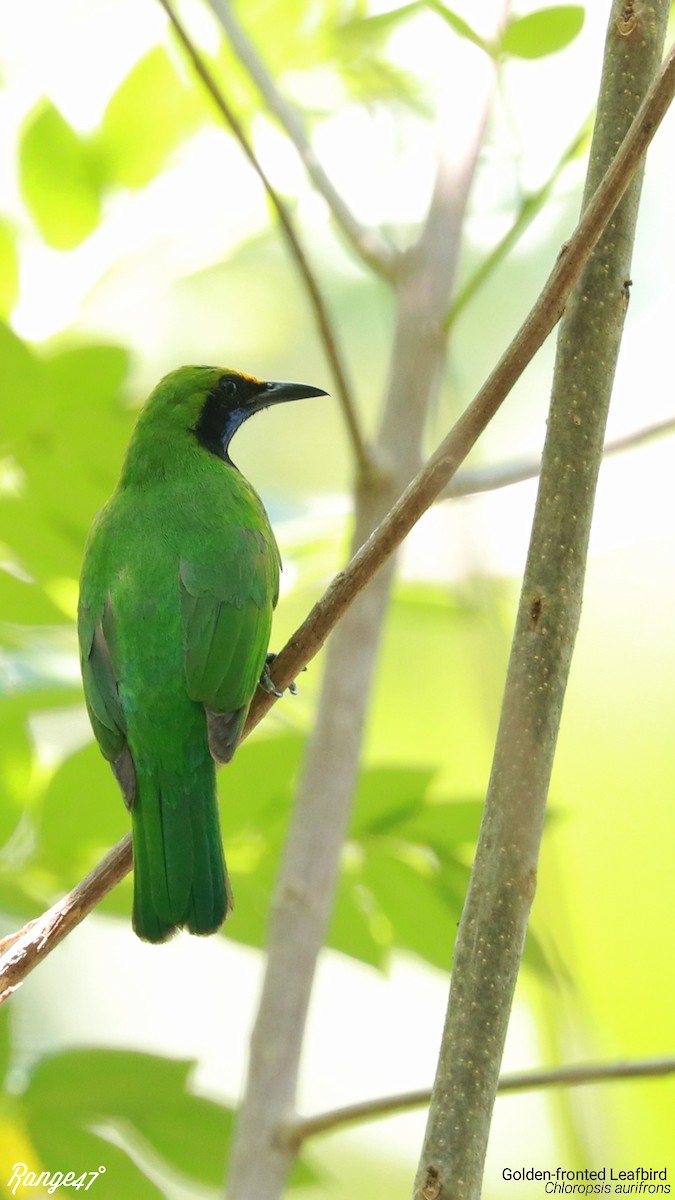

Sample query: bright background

[0,1,674,1197]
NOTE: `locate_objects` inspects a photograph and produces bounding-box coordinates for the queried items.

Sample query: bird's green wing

[78,594,137,807]
[180,524,279,762]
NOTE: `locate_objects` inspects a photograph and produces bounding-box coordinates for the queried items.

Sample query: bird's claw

[260,653,299,698]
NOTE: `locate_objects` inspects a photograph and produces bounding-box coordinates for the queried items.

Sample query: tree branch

[283,1056,675,1148]
[0,837,131,1004]
[1,29,674,1004]
[156,0,373,478]
[444,414,675,498]
[205,0,395,278]
[413,6,672,1199]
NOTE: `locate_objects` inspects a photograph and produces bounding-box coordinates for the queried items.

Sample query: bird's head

[124,365,327,479]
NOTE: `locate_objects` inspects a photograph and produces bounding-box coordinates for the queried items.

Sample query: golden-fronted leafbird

[78,366,326,943]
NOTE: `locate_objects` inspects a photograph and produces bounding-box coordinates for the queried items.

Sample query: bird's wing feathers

[79,597,125,758]
[180,524,279,760]
[80,523,278,776]
[78,595,137,808]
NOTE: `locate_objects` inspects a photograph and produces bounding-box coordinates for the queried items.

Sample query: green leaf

[362,849,461,971]
[95,47,205,190]
[0,491,83,586]
[19,102,103,249]
[0,1005,10,1085]
[43,343,132,500]
[329,872,388,968]
[0,566,67,627]
[23,1048,318,1189]
[0,218,19,317]
[351,766,436,837]
[501,6,585,59]
[0,690,84,919]
[331,5,427,109]
[340,0,423,40]
[428,2,490,52]
[0,698,34,847]
[337,767,483,969]
[46,343,130,409]
[1,341,131,586]
[0,321,45,444]
[393,798,484,854]
[37,740,129,888]
[218,734,303,949]
[343,3,489,58]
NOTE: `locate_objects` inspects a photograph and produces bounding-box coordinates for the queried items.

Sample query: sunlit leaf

[0,567,66,627]
[0,493,83,585]
[329,872,388,967]
[218,734,303,948]
[0,218,19,318]
[19,102,102,249]
[0,690,83,919]
[44,343,132,498]
[350,766,435,837]
[1,341,131,585]
[362,850,459,971]
[392,798,483,853]
[501,6,585,59]
[0,700,34,846]
[428,2,490,51]
[339,0,423,40]
[37,740,128,885]
[328,7,426,108]
[337,55,425,110]
[0,1006,10,1085]
[0,321,45,443]
[96,48,206,190]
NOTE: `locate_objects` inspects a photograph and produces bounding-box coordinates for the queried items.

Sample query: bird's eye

[220,377,238,399]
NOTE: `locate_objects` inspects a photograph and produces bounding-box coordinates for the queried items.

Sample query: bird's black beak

[257,380,328,408]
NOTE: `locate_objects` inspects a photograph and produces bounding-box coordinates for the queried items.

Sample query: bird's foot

[260,652,299,698]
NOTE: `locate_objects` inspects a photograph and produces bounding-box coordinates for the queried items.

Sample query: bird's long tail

[130,750,230,943]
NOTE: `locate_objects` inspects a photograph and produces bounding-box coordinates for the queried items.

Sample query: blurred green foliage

[2,1047,315,1196]
[501,5,585,59]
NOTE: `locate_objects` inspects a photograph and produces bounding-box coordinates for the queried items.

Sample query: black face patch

[194,373,267,460]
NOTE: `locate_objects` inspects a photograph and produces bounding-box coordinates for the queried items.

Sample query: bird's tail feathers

[131,755,230,943]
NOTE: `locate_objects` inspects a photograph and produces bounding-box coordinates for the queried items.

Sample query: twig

[1,30,674,1004]
[445,414,675,498]
[0,838,131,1004]
[284,1056,675,1148]
[206,0,395,278]
[156,0,373,477]
[413,7,672,1199]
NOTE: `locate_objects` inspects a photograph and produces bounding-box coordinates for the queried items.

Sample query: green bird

[78,366,326,943]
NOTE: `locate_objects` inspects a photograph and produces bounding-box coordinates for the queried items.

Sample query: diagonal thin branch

[206,0,395,278]
[444,414,675,498]
[156,0,373,478]
[283,1056,675,1148]
[0,837,131,1005]
[1,35,674,1004]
